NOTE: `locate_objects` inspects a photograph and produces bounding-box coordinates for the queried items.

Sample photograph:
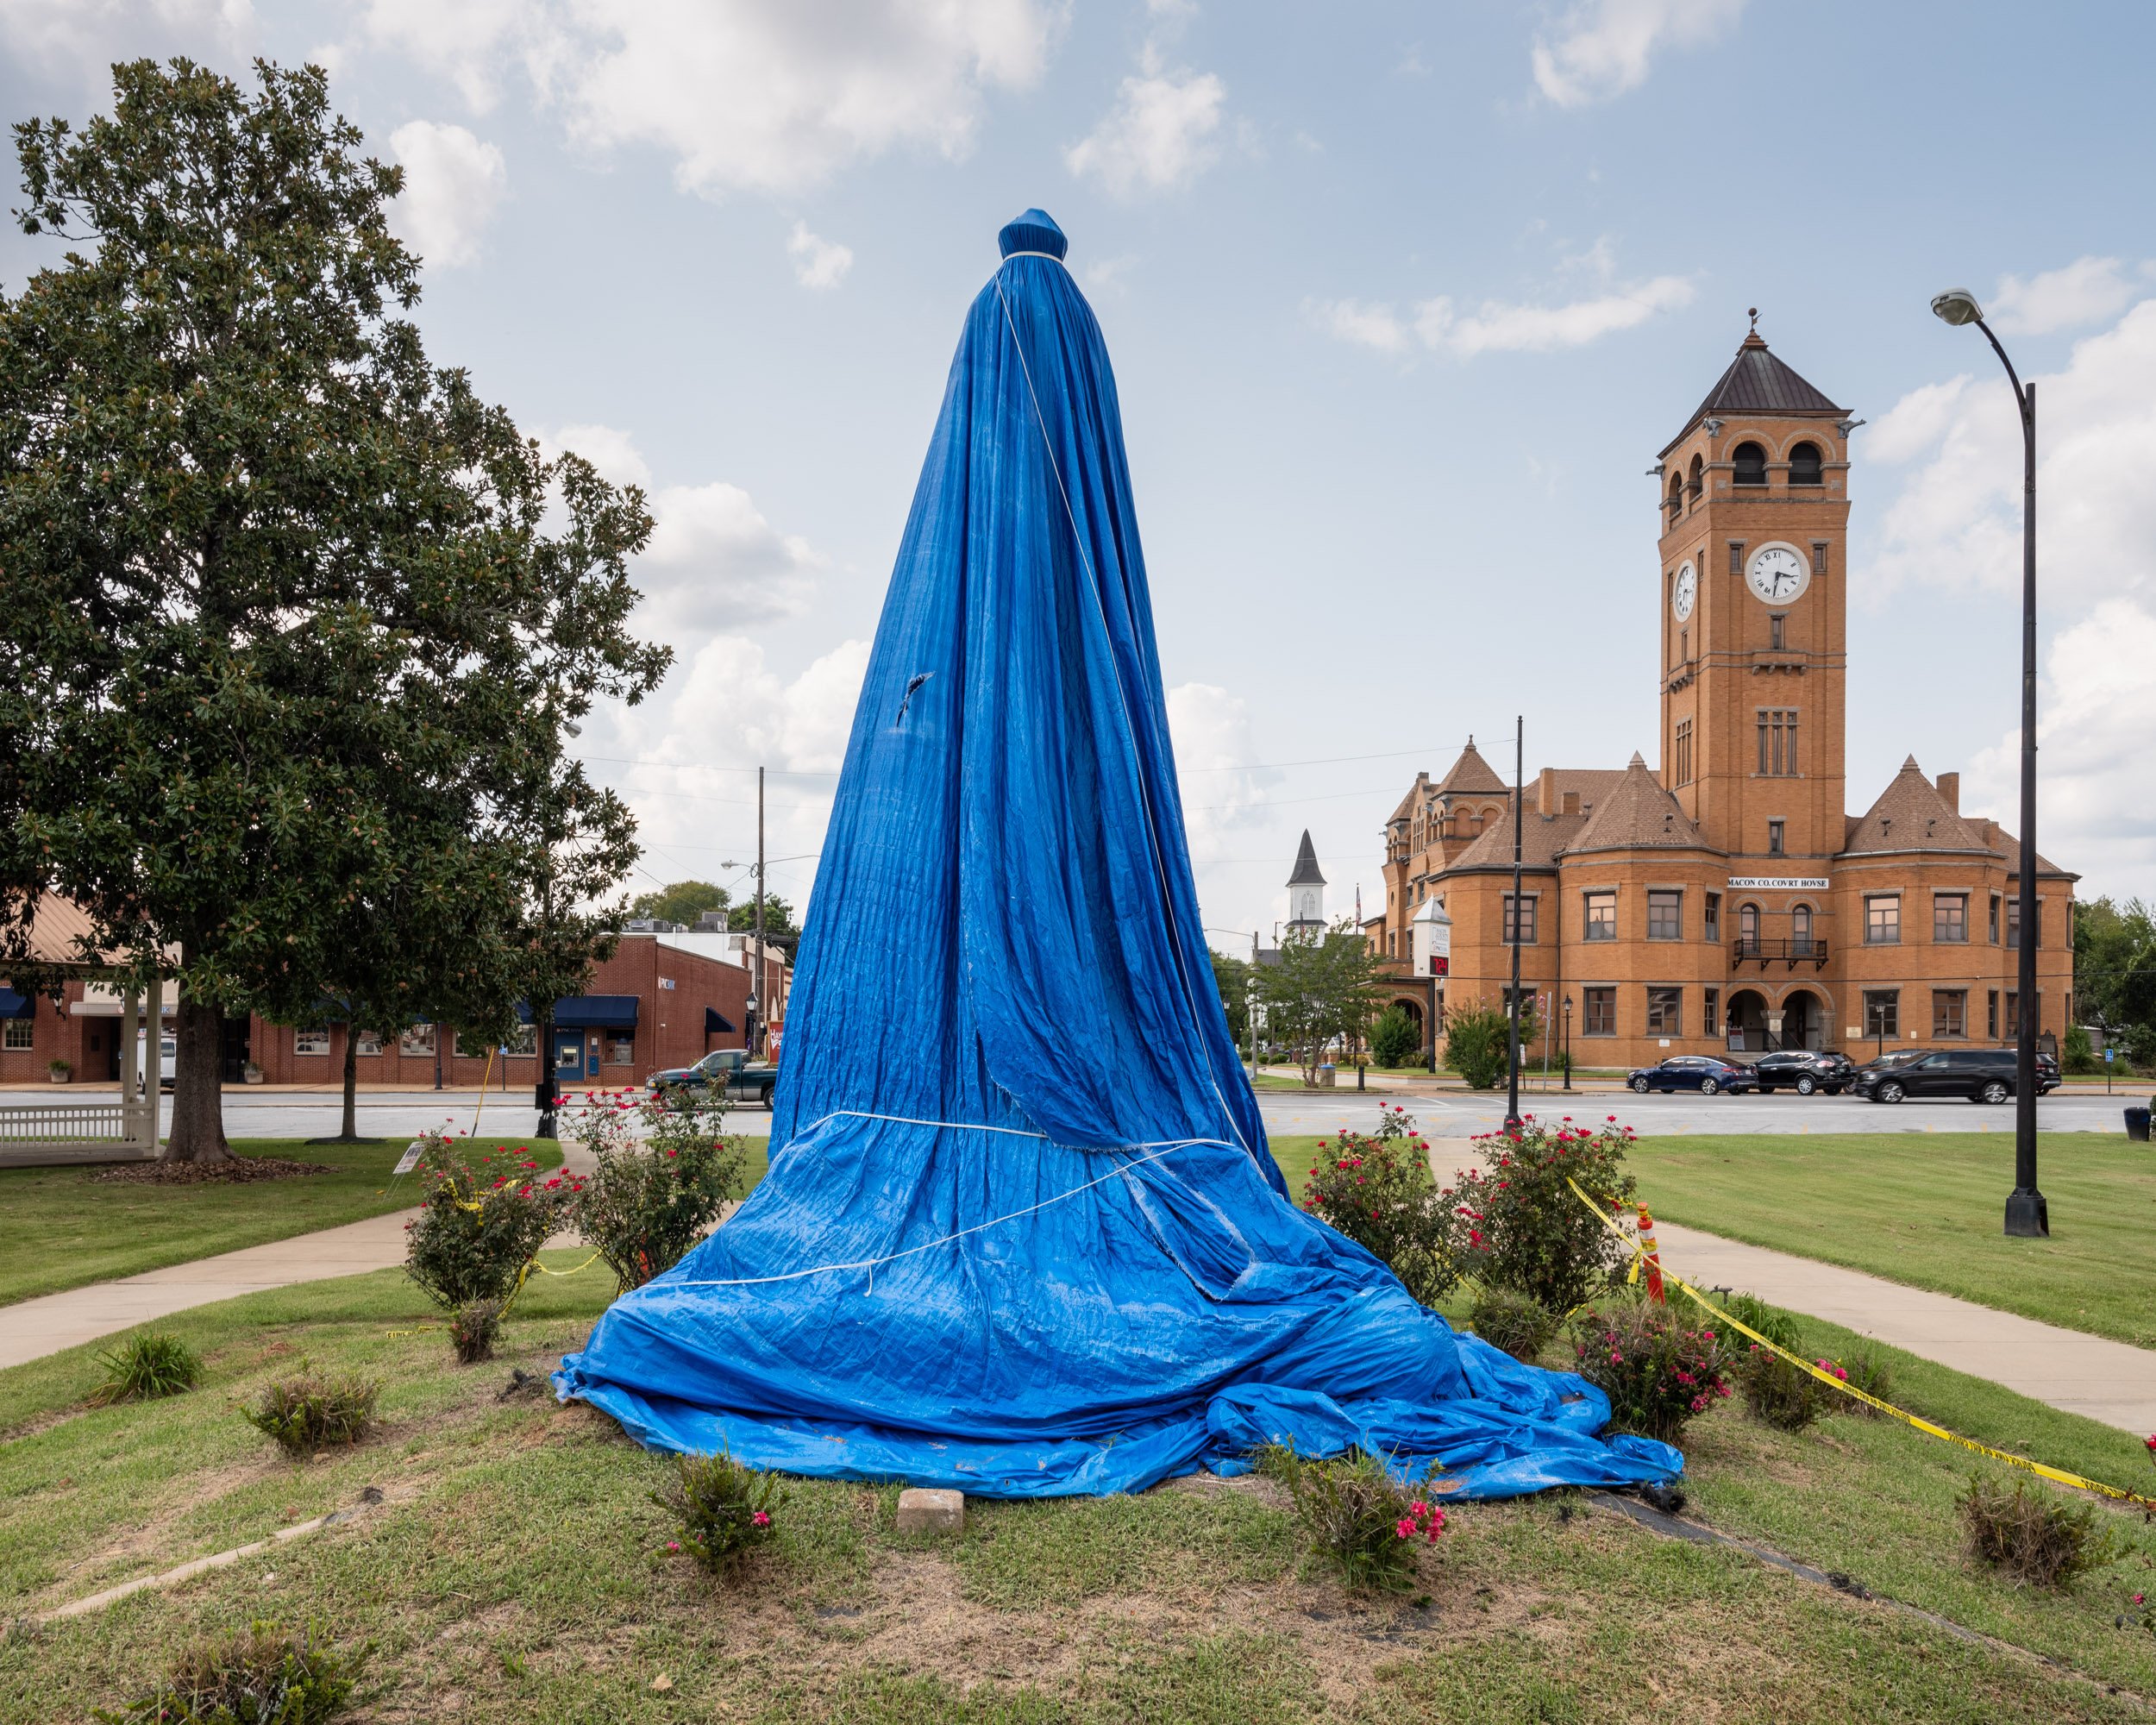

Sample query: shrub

[1571,1299,1733,1444]
[1469,1285,1560,1364]
[94,1620,362,1725]
[1299,1127,1467,1306]
[1257,1445,1445,1594]
[1440,999,1510,1090]
[1739,1348,1844,1433]
[1717,1290,1801,1354]
[448,1300,503,1365]
[403,1133,577,1311]
[564,1091,746,1291]
[1959,1475,2110,1588]
[1372,1102,1420,1141]
[1369,1006,1421,1070]
[91,1331,201,1405]
[654,1450,787,1572]
[2062,1025,2097,1076]
[1443,1115,1639,1314]
[242,1375,379,1454]
[1833,1345,1894,1416]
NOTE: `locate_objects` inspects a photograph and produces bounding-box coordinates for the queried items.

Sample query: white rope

[1000,250,1067,267]
[793,1107,1047,1142]
[668,1131,1225,1288]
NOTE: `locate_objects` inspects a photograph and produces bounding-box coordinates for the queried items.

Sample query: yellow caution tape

[1563,1177,2155,1511]
[525,1252,604,1278]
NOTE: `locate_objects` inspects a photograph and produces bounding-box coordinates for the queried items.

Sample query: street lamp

[1932,285,2046,1239]
[1562,994,1572,1092]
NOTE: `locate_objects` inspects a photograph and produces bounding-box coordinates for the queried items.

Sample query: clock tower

[1656,320,1852,867]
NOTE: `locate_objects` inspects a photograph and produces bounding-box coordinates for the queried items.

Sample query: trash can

[2128,1106,2152,1144]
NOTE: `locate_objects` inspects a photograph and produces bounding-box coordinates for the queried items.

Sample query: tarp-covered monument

[555,210,1683,1500]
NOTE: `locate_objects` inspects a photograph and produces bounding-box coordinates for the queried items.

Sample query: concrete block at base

[896,1488,964,1534]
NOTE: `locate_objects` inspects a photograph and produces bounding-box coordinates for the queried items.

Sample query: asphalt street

[84,1082,2141,1145]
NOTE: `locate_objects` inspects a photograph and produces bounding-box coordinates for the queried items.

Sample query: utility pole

[753,765,767,1059]
[1505,716,1525,1130]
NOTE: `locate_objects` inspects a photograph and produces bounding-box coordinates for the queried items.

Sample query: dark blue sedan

[1626,1055,1758,1095]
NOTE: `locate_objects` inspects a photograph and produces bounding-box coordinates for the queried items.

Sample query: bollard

[1636,1205,1666,1303]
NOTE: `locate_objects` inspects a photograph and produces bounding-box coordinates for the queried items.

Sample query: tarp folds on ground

[555,210,1683,1500]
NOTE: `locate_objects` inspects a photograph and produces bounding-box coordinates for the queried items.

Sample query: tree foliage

[2075,895,2156,1070]
[729,892,800,960]
[1209,949,1252,1046]
[0,60,667,1159]
[1255,919,1382,1086]
[630,880,730,928]
[1369,1003,1421,1069]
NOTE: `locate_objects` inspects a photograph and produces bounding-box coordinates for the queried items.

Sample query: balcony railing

[1731,938,1828,970]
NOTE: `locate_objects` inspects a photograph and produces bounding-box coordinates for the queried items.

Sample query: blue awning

[704,1007,736,1035]
[0,988,33,1019]
[554,994,640,1029]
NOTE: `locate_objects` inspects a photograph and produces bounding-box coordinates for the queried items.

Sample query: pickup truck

[648,1048,780,1110]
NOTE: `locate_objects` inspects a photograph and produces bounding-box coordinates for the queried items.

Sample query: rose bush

[1298,1120,1469,1307]
[403,1132,578,1313]
[563,1088,747,1291]
[1570,1298,1733,1444]
[1441,1114,1639,1314]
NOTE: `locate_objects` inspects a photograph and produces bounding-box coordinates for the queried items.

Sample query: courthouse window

[1864,990,1900,1038]
[1989,894,2001,943]
[1934,990,1967,1038]
[1756,709,1800,775]
[1646,987,1682,1034]
[1702,988,1720,1036]
[1865,895,1901,944]
[1703,893,1721,943]
[1934,894,1969,944]
[1583,987,1616,1037]
[1583,891,1617,942]
[1647,891,1683,941]
[1503,894,1539,945]
[1988,991,2000,1038]
[2006,992,2039,1037]
[1672,718,1694,788]
[2006,900,2040,949]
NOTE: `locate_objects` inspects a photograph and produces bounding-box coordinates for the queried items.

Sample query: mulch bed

[87,1157,336,1186]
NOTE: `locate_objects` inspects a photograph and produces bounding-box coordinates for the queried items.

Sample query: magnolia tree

[0,60,667,1160]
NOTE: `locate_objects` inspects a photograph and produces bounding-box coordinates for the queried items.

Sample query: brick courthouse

[1363,326,2078,1071]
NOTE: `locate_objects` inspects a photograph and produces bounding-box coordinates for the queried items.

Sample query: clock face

[1745,543,1811,605]
[1670,561,1697,622]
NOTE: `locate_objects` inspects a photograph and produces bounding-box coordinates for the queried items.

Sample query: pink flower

[751,1510,771,1527]
[1410,1501,1429,1517]
[1395,1517,1416,1540]
[1690,1395,1708,1413]
[2138,1593,2147,1605]
[666,1541,680,1552]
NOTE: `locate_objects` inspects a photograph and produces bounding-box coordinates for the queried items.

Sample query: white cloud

[1312,269,1692,361]
[1167,681,1283,861]
[1415,275,1694,354]
[540,424,818,630]
[1531,0,1745,108]
[1065,61,1225,198]
[1965,599,2156,896]
[786,222,854,291]
[1867,298,2156,611]
[1304,297,1410,355]
[1083,254,1138,296]
[1988,256,2143,336]
[366,1,1057,198]
[385,121,507,269]
[0,0,253,90]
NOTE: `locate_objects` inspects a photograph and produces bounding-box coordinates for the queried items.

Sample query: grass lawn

[2,1137,561,1309]
[8,1262,2156,1721]
[1616,1132,2156,1348]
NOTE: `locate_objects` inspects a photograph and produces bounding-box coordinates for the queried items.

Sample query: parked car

[1626,1055,1758,1095]
[1748,1051,1858,1095]
[649,1047,780,1110]
[1852,1047,2032,1105]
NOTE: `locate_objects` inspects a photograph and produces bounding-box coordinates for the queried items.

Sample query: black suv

[1852,1048,2034,1105]
[1749,1051,1858,1095]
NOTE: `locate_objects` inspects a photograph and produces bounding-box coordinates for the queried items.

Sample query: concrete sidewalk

[1651,1218,2156,1434]
[1,1141,598,1373]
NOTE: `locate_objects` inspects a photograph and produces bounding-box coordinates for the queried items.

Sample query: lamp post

[1932,286,2046,1239]
[1504,716,1524,1132]
[1562,994,1572,1092]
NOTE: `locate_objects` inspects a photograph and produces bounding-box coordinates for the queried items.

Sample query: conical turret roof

[1661,326,1846,455]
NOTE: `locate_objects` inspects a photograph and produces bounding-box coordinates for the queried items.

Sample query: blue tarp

[555,210,1681,1501]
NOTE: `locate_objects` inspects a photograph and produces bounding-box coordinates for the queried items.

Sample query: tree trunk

[163,991,231,1164]
[342,1028,359,1138]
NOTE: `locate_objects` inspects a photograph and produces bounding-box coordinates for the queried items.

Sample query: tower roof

[1661,326,1846,456]
[1286,830,1326,888]
[1838,756,1991,856]
[1433,736,1508,797]
[1567,752,1706,854]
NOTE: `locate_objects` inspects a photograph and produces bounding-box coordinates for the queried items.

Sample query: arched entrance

[1777,988,1827,1052]
[1726,988,1770,1053]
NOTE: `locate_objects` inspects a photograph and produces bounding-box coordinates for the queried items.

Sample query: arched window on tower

[1733,441,1768,487]
[1789,441,1823,486]
[1667,473,1683,521]
[1687,452,1704,501]
[1738,901,1761,956]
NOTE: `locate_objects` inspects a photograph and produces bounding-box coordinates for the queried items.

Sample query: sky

[3,0,2153,946]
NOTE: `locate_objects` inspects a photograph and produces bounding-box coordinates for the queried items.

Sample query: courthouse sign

[1726,876,1830,891]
